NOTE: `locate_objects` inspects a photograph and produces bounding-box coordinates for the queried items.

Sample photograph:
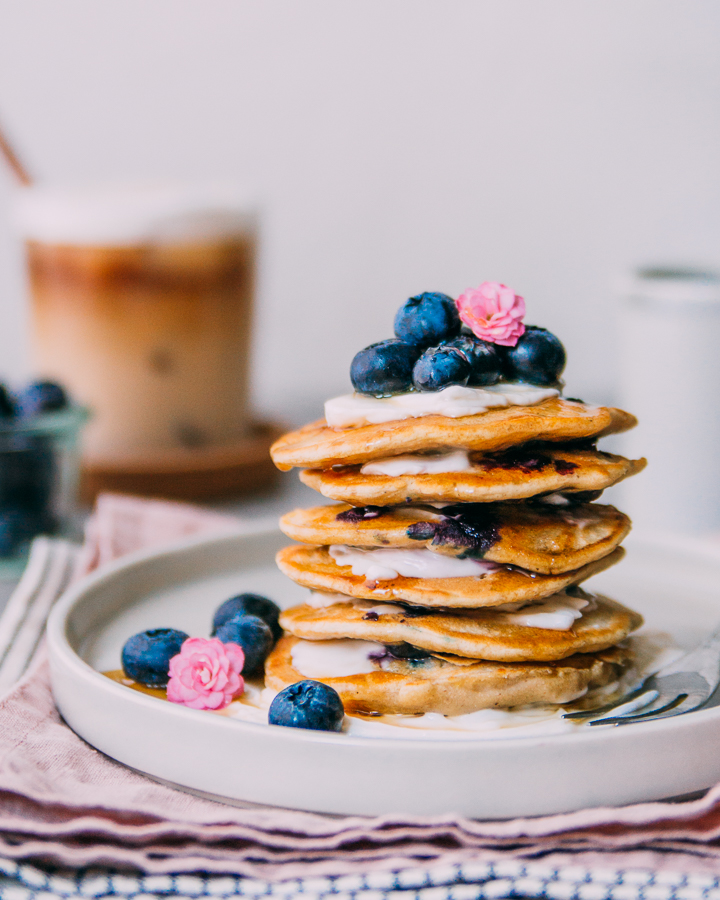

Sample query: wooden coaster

[80,420,285,503]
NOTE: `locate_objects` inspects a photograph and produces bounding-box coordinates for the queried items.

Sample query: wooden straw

[0,122,32,186]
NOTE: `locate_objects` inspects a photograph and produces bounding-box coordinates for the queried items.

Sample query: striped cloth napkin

[0,493,719,896]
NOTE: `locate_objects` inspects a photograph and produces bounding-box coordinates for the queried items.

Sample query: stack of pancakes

[267,397,647,718]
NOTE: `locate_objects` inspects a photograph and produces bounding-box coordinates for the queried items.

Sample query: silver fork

[564,627,720,726]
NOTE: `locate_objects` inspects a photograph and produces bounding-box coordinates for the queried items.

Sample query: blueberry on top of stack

[351,290,565,395]
[268,283,646,728]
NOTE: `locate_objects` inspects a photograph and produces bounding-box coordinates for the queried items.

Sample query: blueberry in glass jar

[0,385,15,418]
[445,335,503,386]
[503,325,566,386]
[350,339,419,395]
[0,510,46,556]
[268,680,344,732]
[394,292,461,348]
[0,435,55,513]
[212,593,282,642]
[412,345,471,391]
[0,434,57,556]
[121,628,189,687]
[17,381,68,418]
[215,614,274,676]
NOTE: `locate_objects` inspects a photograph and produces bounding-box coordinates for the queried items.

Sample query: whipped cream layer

[361,450,472,476]
[497,592,594,630]
[291,638,384,677]
[325,383,559,428]
[14,182,255,244]
[328,545,497,581]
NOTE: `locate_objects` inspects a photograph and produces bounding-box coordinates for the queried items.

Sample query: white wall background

[0,0,718,423]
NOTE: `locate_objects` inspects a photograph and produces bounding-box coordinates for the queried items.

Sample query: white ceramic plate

[47,527,720,818]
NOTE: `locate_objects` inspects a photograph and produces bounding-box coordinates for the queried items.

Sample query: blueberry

[121,628,189,687]
[412,345,471,392]
[268,680,344,732]
[503,326,566,386]
[0,385,15,418]
[212,593,282,642]
[445,336,503,386]
[215,614,273,676]
[350,339,419,396]
[0,509,49,557]
[394,292,461,347]
[0,436,55,515]
[17,381,68,418]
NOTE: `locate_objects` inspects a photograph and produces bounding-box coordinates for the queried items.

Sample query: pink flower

[167,637,245,710]
[456,282,526,346]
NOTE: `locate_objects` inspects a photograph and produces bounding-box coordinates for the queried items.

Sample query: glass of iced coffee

[15,183,276,500]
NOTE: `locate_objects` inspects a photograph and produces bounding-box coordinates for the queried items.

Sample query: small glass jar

[0,405,89,572]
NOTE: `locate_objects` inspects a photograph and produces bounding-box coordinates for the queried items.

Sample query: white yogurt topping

[291,639,384,677]
[307,592,407,614]
[307,591,350,608]
[14,182,255,244]
[328,545,497,581]
[537,492,572,506]
[361,450,472,476]
[325,383,559,428]
[500,592,594,631]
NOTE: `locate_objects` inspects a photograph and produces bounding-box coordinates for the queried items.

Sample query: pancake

[280,501,631,575]
[265,635,632,716]
[279,592,643,662]
[270,398,637,470]
[299,448,646,506]
[275,544,624,609]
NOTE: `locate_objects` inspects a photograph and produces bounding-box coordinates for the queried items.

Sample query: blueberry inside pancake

[265,635,634,716]
[270,397,638,471]
[275,544,624,609]
[299,447,645,506]
[280,500,630,575]
[279,590,643,662]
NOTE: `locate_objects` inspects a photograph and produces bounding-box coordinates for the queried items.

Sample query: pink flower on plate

[167,637,245,710]
[456,282,526,346]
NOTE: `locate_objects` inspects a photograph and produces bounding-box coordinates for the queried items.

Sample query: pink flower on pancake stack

[167,637,245,710]
[456,282,526,347]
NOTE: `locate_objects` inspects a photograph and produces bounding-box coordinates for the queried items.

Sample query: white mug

[616,268,720,535]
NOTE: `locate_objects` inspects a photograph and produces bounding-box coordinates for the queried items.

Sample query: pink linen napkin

[0,493,719,879]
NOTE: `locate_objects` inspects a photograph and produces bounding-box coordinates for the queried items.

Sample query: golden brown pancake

[275,544,624,608]
[270,398,637,470]
[279,592,643,662]
[299,448,646,506]
[265,635,632,715]
[280,501,631,575]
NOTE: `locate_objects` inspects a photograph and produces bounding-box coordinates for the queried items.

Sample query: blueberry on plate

[394,292,461,348]
[215,614,273,676]
[503,326,566,386]
[445,336,503,386]
[0,385,15,418]
[121,628,189,687]
[412,345,471,392]
[212,593,282,642]
[268,680,344,732]
[17,381,68,418]
[350,339,419,396]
